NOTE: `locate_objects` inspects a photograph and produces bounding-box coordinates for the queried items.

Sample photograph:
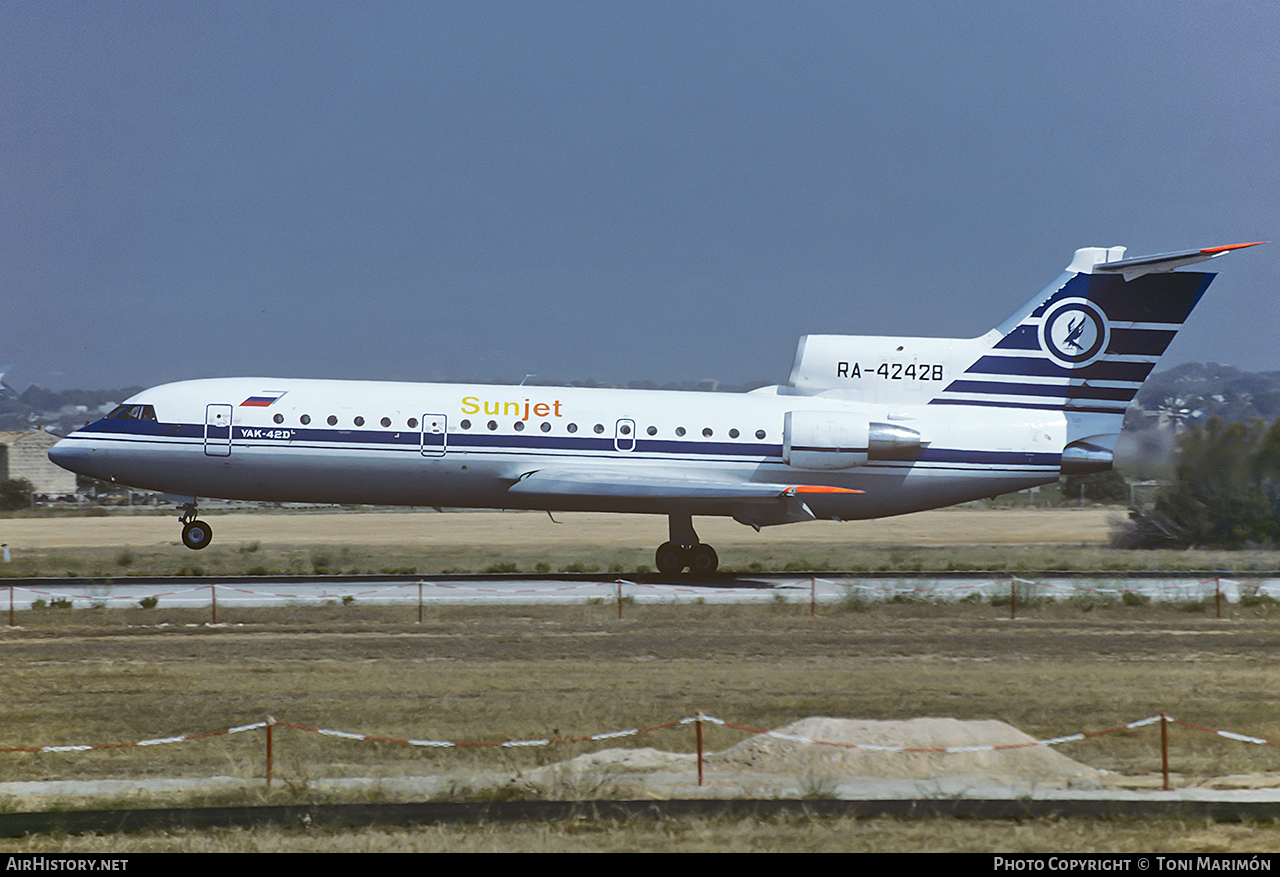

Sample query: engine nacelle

[783,411,923,469]
[1060,438,1114,475]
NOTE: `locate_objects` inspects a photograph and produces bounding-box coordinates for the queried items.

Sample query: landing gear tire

[655,541,686,576]
[687,544,719,577]
[655,542,719,576]
[658,515,719,577]
[182,520,213,551]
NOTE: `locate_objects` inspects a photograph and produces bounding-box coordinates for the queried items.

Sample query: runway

[0,507,1117,549]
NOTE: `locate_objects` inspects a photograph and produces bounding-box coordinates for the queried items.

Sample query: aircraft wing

[507,467,862,503]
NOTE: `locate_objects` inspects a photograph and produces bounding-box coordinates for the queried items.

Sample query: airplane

[48,241,1263,575]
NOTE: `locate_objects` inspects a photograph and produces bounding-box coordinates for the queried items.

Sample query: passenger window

[274,414,284,424]
[407,418,418,428]
[647,426,657,436]
[300,415,311,425]
[675,427,686,437]
[514,421,525,432]
[540,422,551,432]
[567,423,578,433]
[729,428,739,438]
[487,420,498,430]
[354,416,365,427]
[593,424,604,434]
[460,419,471,430]
[755,429,766,439]
[702,428,713,437]
[380,417,391,428]
[327,415,338,426]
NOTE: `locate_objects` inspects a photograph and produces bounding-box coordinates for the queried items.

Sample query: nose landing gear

[178,503,213,550]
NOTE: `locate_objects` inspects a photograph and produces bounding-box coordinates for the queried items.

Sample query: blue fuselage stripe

[942,380,1137,402]
[70,420,1062,470]
[964,356,1154,383]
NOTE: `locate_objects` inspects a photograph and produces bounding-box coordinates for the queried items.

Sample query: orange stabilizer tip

[1200,241,1267,254]
[787,485,865,494]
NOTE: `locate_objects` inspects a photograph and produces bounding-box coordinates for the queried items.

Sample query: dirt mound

[708,717,1103,785]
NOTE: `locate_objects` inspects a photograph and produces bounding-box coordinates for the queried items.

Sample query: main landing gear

[178,502,213,550]
[655,513,719,577]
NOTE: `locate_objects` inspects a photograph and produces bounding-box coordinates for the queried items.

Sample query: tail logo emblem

[1038,298,1109,369]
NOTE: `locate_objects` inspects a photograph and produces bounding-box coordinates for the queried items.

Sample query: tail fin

[782,242,1262,472]
[785,243,1262,408]
[932,244,1265,415]
[930,242,1263,471]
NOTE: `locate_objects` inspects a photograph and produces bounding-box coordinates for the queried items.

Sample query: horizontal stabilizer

[1092,241,1265,281]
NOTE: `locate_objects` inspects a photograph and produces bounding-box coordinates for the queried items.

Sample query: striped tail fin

[929,242,1263,471]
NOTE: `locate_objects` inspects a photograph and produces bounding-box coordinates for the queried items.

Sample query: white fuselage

[45,242,1258,566]
[50,376,1066,524]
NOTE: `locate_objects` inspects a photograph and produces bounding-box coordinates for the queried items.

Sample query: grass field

[3,601,1280,852]
[1,507,1277,577]
[2,508,1279,852]
[6,814,1280,853]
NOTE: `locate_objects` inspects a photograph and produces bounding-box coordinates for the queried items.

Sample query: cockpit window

[105,404,157,421]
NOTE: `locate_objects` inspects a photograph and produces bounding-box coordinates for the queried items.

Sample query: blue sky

[3,1,1276,390]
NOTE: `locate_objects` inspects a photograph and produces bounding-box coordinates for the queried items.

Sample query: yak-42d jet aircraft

[49,242,1263,575]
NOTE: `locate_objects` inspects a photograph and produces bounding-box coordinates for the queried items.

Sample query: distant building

[0,429,76,495]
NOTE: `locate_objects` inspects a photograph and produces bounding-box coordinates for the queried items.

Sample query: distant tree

[18,386,64,411]
[1116,417,1280,548]
[1060,470,1129,504]
[58,387,144,409]
[0,479,33,511]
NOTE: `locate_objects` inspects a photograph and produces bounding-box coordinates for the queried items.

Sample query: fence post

[617,580,623,620]
[266,715,275,789]
[696,711,704,787]
[8,585,13,628]
[810,576,816,617]
[211,584,217,625]
[1161,712,1171,791]
[1216,577,1222,620]
[1010,578,1016,621]
[418,581,423,625]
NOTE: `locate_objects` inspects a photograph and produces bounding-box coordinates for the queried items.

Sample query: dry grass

[2,508,1279,851]
[4,815,1280,853]
[1,507,1278,577]
[5,603,1280,851]
[3,602,1280,787]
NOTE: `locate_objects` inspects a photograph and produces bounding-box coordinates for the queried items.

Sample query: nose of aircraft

[47,438,90,475]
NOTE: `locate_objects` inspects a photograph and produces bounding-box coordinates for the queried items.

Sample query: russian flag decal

[240,391,287,408]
